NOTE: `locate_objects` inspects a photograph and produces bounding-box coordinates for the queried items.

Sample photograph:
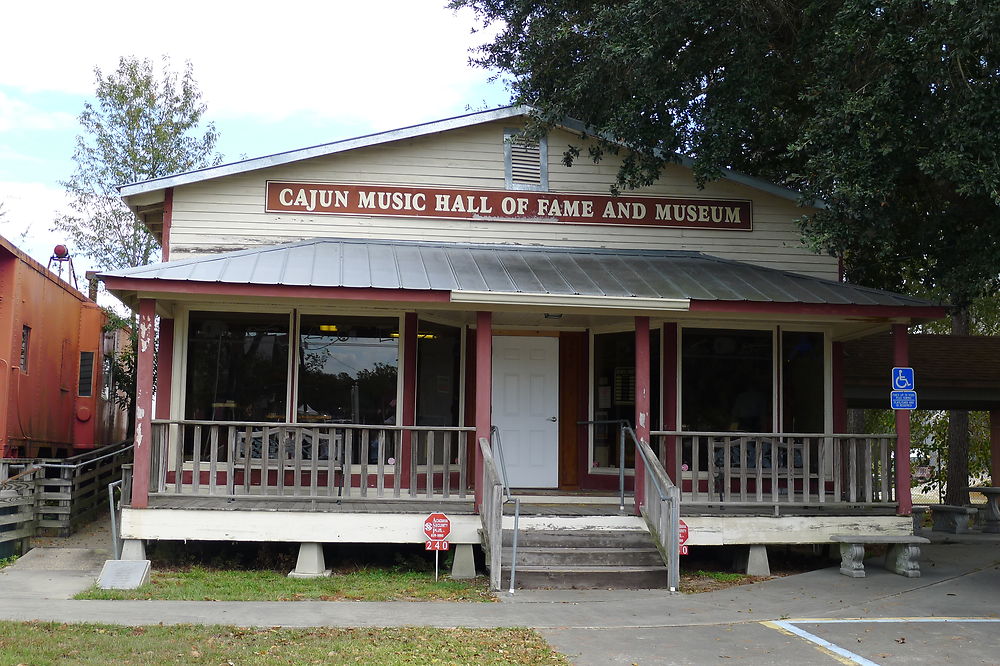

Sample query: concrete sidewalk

[0,542,996,664]
[0,542,996,626]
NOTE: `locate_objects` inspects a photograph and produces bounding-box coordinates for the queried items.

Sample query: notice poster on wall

[613,367,635,405]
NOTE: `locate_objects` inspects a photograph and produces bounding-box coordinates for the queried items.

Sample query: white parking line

[761,617,1000,665]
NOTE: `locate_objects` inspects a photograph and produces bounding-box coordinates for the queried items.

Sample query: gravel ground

[30,513,115,551]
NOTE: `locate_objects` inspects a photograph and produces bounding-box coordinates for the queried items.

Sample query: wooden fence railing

[0,441,132,540]
[148,420,475,501]
[479,437,504,591]
[651,432,897,505]
[0,465,42,554]
[33,443,134,534]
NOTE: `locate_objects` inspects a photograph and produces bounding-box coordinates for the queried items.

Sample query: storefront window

[416,320,461,427]
[185,312,290,422]
[782,331,825,433]
[682,328,773,433]
[297,316,398,425]
[591,330,660,470]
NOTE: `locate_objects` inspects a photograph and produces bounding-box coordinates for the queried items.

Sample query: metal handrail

[39,442,133,470]
[489,426,521,594]
[624,426,674,501]
[107,479,123,559]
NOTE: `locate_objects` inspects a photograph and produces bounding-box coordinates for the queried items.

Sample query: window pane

[185,312,290,422]
[78,351,95,397]
[416,321,461,427]
[682,329,772,433]
[592,330,659,470]
[782,331,825,433]
[20,325,30,372]
[297,316,398,425]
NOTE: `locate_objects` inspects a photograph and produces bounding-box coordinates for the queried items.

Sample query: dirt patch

[679,543,835,593]
[681,571,770,593]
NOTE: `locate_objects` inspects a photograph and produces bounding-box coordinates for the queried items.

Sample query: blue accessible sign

[891,390,918,410]
[892,367,915,390]
[890,367,917,409]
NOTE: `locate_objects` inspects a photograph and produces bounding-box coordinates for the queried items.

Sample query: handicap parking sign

[890,390,917,410]
[891,367,915,390]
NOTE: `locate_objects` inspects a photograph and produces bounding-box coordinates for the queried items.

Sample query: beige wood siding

[166,120,838,280]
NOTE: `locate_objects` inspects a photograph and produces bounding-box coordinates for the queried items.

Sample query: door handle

[547,416,557,422]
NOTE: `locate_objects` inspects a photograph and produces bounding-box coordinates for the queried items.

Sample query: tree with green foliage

[54,55,222,271]
[56,56,221,435]
[455,0,1000,504]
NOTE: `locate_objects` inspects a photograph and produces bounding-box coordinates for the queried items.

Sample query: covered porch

[99,239,947,571]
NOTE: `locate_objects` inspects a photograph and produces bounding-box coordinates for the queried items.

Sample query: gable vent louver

[510,139,541,186]
[505,128,548,191]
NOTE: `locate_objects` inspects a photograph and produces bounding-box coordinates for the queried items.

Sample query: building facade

[100,108,945,570]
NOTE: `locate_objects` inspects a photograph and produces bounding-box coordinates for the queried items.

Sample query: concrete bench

[929,504,977,534]
[830,534,930,578]
[911,505,929,533]
[968,487,1000,534]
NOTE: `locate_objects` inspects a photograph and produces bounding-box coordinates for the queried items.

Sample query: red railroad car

[0,234,127,458]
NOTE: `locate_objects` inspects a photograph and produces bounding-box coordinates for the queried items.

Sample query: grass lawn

[0,623,567,665]
[76,566,495,602]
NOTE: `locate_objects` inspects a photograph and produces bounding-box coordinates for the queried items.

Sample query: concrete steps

[499,528,668,589]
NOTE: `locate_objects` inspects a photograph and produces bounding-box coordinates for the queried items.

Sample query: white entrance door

[491,335,559,488]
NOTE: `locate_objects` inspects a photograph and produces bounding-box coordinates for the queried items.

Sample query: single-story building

[99,106,946,586]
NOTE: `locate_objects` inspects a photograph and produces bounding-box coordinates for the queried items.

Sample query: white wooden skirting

[120,508,482,544]
[682,515,912,546]
[121,508,910,547]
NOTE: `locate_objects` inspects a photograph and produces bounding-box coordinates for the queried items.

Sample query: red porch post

[132,298,156,509]
[893,323,912,515]
[634,316,650,515]
[155,319,173,419]
[474,311,493,509]
[401,312,417,487]
[991,410,1000,487]
[662,323,678,482]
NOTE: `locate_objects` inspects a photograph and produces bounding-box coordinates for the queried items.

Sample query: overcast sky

[0,0,507,282]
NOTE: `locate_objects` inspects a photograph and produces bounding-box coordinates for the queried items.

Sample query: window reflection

[185,312,290,422]
[297,316,398,425]
[782,331,824,433]
[681,328,773,433]
[416,320,461,427]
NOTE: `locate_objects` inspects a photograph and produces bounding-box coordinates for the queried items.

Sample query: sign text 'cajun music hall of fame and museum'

[266,182,753,231]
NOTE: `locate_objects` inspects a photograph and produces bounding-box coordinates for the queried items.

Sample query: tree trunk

[944,308,971,506]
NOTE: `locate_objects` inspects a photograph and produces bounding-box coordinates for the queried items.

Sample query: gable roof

[98,237,938,313]
[117,106,815,207]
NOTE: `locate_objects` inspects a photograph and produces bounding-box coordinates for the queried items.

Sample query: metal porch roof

[98,238,937,309]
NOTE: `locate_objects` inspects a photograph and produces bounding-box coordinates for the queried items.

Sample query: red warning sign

[423,513,451,542]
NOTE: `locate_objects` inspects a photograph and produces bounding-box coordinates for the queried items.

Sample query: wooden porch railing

[478,436,504,591]
[651,431,897,505]
[624,427,680,591]
[149,420,474,501]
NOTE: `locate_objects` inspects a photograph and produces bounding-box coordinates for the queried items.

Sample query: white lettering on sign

[265,182,753,231]
[654,203,743,225]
